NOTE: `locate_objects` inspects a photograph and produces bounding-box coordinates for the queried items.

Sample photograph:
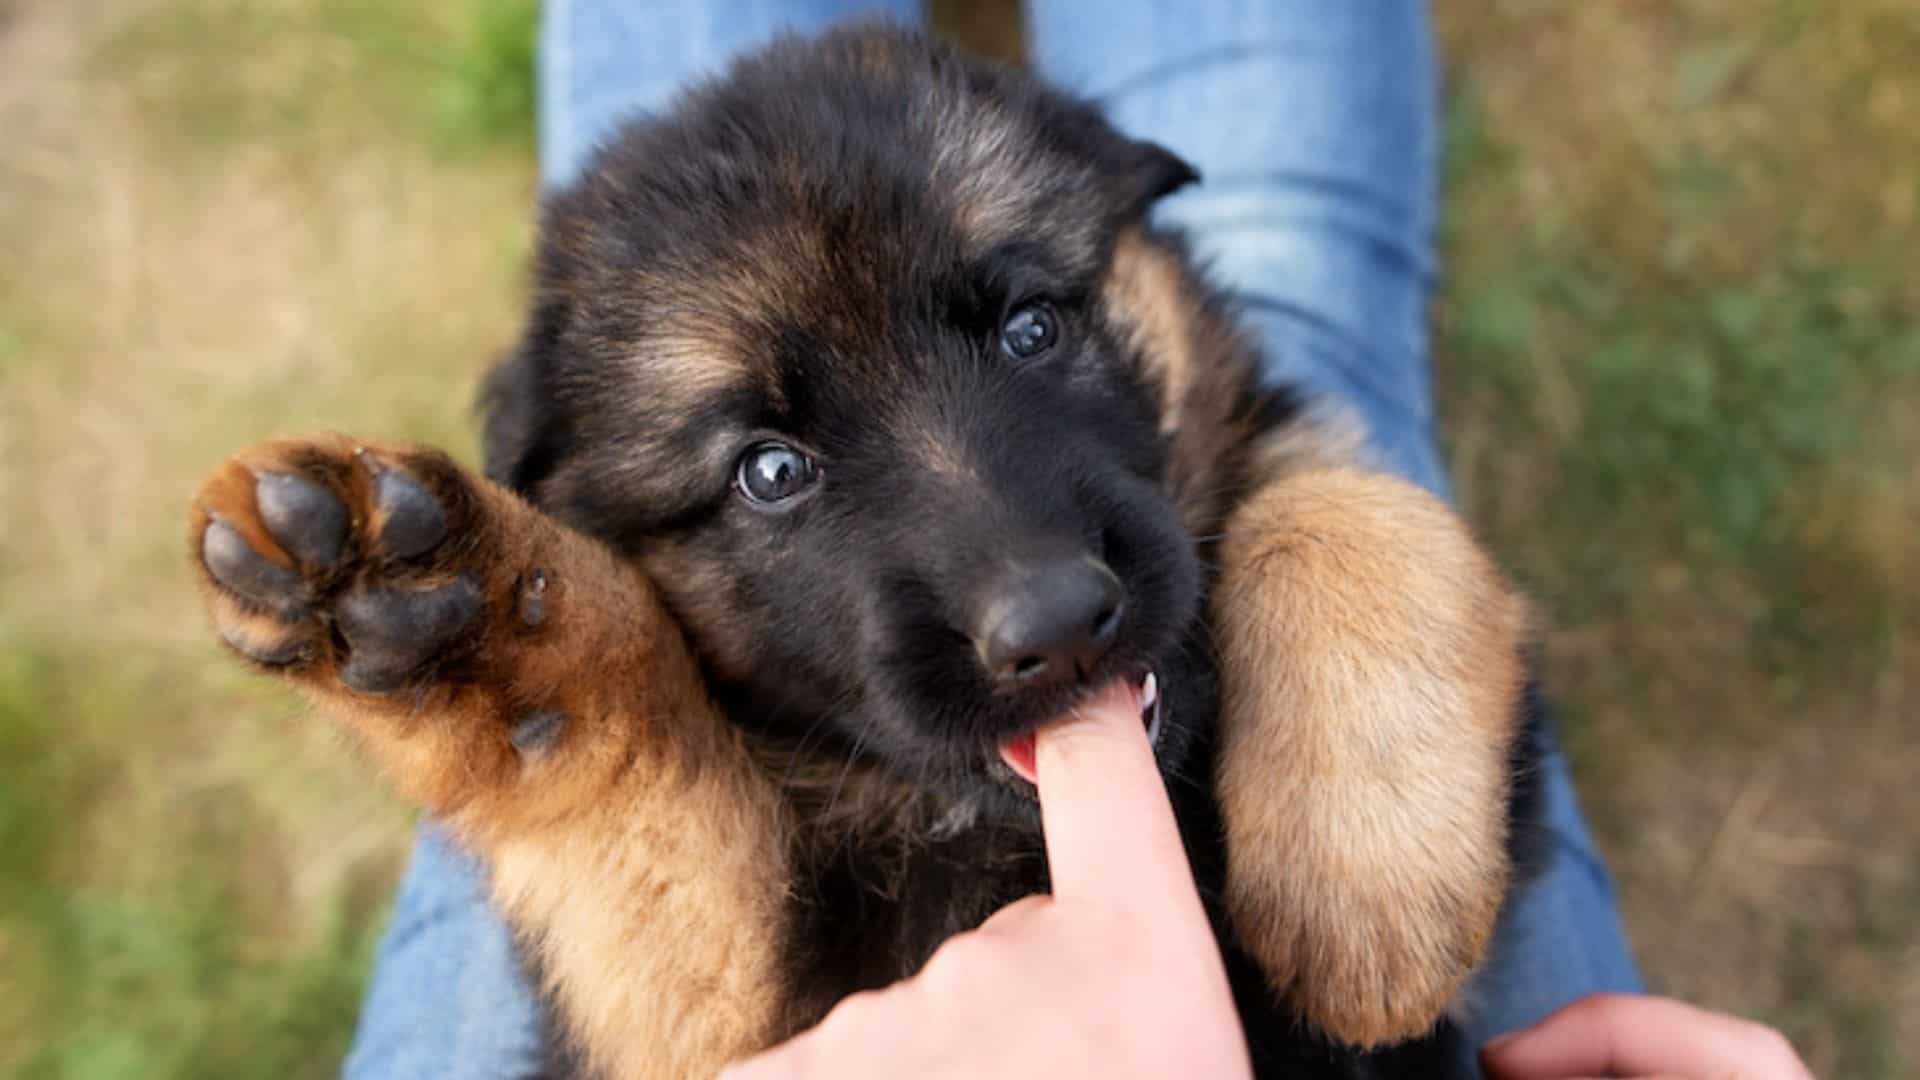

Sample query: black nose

[977,556,1125,689]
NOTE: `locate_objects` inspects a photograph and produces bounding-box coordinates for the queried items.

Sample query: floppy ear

[1111,138,1200,217]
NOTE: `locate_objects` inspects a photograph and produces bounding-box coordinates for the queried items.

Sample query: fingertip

[1031,677,1159,810]
[1031,678,1191,904]
[1033,678,1146,764]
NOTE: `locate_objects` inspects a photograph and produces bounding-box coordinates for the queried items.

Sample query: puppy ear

[1112,138,1199,216]
[478,323,566,495]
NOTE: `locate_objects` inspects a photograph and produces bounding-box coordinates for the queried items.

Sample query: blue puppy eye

[735,442,819,504]
[1000,302,1058,359]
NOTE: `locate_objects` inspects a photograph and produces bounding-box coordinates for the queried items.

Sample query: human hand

[1482,993,1814,1080]
[721,678,1252,1079]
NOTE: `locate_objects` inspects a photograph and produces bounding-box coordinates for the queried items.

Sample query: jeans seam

[1230,292,1432,422]
[1177,171,1435,270]
[1176,208,1436,282]
[1090,39,1339,104]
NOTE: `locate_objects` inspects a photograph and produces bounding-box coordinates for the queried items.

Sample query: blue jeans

[344,3,1640,1076]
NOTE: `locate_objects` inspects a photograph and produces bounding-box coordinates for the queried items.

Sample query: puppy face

[486,26,1211,801]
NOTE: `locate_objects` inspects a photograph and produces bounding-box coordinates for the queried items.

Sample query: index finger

[1033,676,1202,914]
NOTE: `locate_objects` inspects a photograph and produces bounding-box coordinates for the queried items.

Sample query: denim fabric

[345,4,1640,1075]
[343,826,551,1079]
[1028,0,1450,496]
[539,0,921,190]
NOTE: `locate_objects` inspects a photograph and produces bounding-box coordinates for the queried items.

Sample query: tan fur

[933,102,1095,262]
[939,119,1061,254]
[205,589,305,660]
[192,436,795,1077]
[637,544,749,681]
[1105,229,1198,437]
[1103,228,1282,536]
[905,421,981,487]
[1210,467,1527,1048]
[637,327,757,409]
[1248,409,1371,480]
[616,247,819,409]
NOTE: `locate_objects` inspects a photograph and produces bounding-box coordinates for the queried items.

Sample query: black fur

[484,23,1486,1078]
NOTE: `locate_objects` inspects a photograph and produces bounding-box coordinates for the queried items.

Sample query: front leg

[1212,467,1527,1049]
[190,434,793,1079]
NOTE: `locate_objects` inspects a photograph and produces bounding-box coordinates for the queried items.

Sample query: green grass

[2,0,1914,1075]
[0,302,24,367]
[1,2,535,1074]
[433,0,539,151]
[1437,3,1918,1071]
[0,644,386,1079]
[1444,88,1915,678]
[97,0,536,155]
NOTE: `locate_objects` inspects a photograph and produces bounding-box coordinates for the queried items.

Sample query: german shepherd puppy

[190,24,1530,1079]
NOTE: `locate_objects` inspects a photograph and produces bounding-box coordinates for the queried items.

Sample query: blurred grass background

[0,0,1912,1076]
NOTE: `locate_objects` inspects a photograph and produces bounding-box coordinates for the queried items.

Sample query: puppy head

[484,24,1206,803]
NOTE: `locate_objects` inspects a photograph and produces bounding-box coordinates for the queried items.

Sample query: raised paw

[191,435,503,695]
[188,436,798,1080]
[187,432,684,825]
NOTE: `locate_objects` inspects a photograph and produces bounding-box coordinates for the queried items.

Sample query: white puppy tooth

[1142,671,1158,708]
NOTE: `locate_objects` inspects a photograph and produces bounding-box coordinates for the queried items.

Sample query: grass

[95,0,537,156]
[0,644,388,1079]
[0,1,536,1076]
[1436,1,1919,1071]
[0,0,1913,1076]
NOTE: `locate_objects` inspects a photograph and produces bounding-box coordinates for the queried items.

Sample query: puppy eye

[1000,302,1058,359]
[735,442,820,505]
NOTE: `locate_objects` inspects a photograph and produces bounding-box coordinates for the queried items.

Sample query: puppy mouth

[996,670,1162,786]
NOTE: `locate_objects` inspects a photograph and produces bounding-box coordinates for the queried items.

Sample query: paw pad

[256,471,349,568]
[373,468,448,559]
[337,577,483,693]
[203,518,307,616]
[196,441,492,696]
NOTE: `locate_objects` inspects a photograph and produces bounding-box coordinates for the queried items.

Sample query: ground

[0,1,1913,1076]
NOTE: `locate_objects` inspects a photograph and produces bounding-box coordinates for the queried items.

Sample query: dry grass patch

[1,0,535,1073]
[1438,1,1919,1074]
